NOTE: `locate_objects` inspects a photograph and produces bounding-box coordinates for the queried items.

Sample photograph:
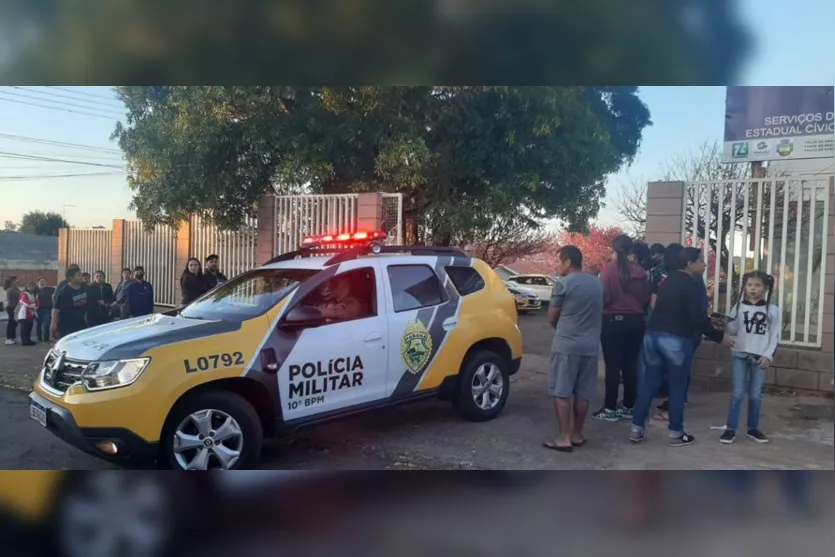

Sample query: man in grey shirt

[543,245,604,452]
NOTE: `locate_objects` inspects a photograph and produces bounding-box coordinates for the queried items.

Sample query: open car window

[180,268,319,321]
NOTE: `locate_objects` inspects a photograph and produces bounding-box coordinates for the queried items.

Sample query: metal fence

[683,175,831,347]
[67,228,111,279]
[273,194,359,255]
[190,215,258,280]
[381,192,404,244]
[123,220,178,307]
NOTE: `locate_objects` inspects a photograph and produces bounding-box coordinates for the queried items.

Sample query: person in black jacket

[35,277,55,343]
[629,247,736,447]
[180,257,211,306]
[87,270,116,327]
[203,254,228,290]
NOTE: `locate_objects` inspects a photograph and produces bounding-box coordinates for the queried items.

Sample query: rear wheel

[159,390,263,470]
[453,350,510,422]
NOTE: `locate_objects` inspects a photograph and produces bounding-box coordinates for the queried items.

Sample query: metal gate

[190,215,258,280]
[67,228,111,279]
[683,175,831,347]
[122,220,178,307]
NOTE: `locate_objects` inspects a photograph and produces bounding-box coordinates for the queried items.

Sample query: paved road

[1,310,833,470]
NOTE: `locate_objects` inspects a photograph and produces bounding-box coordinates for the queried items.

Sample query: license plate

[30,401,47,427]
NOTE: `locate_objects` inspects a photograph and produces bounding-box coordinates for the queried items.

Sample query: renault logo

[45,351,65,383]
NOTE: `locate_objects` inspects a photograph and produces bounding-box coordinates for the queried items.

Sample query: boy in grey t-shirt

[543,245,604,452]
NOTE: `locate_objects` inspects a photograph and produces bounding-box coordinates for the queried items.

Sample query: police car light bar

[301,230,387,246]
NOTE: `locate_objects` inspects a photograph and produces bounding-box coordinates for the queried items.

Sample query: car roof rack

[263,243,469,267]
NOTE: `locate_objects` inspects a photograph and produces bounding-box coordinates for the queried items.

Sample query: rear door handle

[442,317,458,331]
[364,332,383,343]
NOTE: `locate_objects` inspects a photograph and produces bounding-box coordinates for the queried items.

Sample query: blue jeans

[726,355,766,431]
[632,332,694,437]
[36,309,52,343]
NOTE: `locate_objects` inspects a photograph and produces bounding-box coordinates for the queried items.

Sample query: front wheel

[454,350,510,422]
[159,390,263,470]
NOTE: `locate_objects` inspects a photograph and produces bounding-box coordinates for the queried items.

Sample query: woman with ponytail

[716,270,780,444]
[593,234,650,422]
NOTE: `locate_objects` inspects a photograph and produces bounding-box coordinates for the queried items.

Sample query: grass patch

[0,372,35,391]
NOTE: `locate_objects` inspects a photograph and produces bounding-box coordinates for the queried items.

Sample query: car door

[381,260,460,399]
[271,260,389,421]
[528,276,554,301]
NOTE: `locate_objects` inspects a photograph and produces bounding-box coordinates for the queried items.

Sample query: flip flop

[543,440,573,452]
[571,439,587,447]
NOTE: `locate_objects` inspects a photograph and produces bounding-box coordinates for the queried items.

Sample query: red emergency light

[301,230,387,246]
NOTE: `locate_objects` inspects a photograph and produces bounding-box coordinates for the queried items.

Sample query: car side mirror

[279,306,325,331]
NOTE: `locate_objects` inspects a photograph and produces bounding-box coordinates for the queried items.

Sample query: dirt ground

[1,311,832,470]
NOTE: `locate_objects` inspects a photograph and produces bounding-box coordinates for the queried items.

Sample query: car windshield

[179,268,319,321]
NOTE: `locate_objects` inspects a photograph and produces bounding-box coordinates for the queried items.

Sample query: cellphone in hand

[710,312,735,322]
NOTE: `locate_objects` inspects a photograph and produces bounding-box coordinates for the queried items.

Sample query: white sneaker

[4,339,16,345]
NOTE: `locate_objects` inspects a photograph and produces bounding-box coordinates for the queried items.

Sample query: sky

[1,0,834,229]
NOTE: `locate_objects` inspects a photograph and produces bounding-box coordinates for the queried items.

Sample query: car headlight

[82,358,150,391]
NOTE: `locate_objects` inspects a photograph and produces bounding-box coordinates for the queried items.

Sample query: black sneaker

[628,428,645,443]
[747,429,769,443]
[656,400,669,412]
[669,432,695,447]
[719,429,736,444]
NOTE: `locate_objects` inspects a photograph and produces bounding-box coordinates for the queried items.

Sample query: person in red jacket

[16,282,39,346]
[593,235,650,422]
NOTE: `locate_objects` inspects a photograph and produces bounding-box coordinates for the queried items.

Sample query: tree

[1,2,751,84]
[2,221,17,232]
[457,212,551,268]
[19,211,69,236]
[545,225,625,275]
[612,177,648,237]
[113,87,652,241]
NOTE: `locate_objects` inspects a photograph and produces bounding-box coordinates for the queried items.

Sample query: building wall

[645,179,835,393]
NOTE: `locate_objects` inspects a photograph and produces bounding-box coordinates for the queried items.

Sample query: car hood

[54,313,244,361]
[506,284,538,297]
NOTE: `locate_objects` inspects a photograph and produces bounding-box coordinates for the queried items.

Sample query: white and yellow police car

[29,231,524,470]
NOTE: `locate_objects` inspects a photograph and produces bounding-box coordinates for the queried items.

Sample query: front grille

[43,351,89,393]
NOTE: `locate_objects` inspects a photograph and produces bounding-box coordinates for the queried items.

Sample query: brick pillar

[256,194,277,264]
[57,227,69,282]
[645,181,685,246]
[110,219,125,284]
[174,219,192,306]
[356,192,384,233]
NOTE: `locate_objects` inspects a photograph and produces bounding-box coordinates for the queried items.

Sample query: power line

[0,94,120,120]
[28,86,124,109]
[13,86,124,113]
[0,172,126,180]
[2,88,124,117]
[44,86,121,102]
[0,151,126,169]
[0,133,122,155]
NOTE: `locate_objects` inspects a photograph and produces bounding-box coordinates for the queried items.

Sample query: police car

[29,231,524,470]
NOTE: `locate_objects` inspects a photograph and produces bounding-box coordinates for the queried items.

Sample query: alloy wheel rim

[173,408,244,470]
[471,363,504,410]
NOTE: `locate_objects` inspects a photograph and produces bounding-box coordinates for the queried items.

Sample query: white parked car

[505,274,555,304]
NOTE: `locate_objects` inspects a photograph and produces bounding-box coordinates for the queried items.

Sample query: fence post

[645,181,686,246]
[57,228,70,281]
[110,219,125,284]
[256,194,277,264]
[822,175,835,357]
[357,192,384,233]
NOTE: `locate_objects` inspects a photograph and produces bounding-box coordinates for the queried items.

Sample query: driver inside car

[314,274,366,323]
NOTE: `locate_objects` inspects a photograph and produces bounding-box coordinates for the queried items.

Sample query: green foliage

[113,86,651,233]
[18,211,70,236]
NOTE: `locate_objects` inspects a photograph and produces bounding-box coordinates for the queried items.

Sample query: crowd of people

[545,235,781,449]
[2,254,228,345]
